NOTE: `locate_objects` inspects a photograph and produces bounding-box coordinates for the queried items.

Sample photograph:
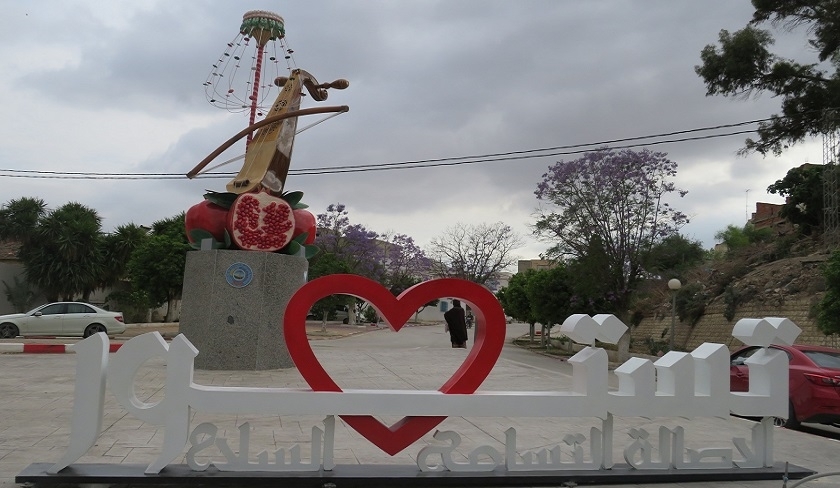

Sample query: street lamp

[668,278,682,350]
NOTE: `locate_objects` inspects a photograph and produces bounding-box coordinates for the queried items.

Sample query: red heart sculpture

[283,274,506,455]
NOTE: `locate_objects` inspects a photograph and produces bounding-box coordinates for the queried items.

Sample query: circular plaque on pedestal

[225,262,253,288]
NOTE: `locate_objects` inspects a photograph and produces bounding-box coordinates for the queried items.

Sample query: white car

[0,302,126,338]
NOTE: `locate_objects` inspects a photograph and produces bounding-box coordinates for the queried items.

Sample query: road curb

[0,343,123,354]
[1,323,422,354]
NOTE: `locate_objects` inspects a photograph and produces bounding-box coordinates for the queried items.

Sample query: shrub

[642,337,670,355]
[772,234,798,260]
[817,250,840,335]
[723,284,740,322]
[2,276,37,313]
[809,297,821,319]
[675,282,707,326]
[363,305,379,323]
[106,289,155,323]
[630,309,645,327]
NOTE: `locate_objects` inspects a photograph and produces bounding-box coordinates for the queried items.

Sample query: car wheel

[773,401,801,429]
[83,324,107,338]
[0,323,19,339]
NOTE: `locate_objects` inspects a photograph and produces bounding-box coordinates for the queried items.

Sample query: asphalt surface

[1,323,840,487]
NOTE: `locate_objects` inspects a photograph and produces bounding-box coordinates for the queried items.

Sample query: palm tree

[20,202,105,301]
[101,223,150,289]
[0,197,46,243]
[120,213,189,322]
[151,212,188,242]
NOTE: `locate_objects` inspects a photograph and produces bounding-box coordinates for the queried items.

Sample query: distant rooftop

[0,240,21,261]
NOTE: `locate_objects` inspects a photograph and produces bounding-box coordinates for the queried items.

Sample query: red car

[730,344,840,428]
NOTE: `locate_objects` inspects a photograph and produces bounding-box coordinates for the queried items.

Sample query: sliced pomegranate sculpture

[227,191,296,251]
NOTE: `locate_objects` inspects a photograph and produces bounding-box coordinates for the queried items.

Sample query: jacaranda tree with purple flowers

[312,203,384,324]
[534,148,688,317]
[314,203,432,323]
[316,203,385,281]
[378,232,432,295]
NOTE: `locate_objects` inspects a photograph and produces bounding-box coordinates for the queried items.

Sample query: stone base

[17,462,816,487]
[179,250,308,370]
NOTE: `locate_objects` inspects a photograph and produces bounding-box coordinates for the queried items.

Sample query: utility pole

[745,189,750,222]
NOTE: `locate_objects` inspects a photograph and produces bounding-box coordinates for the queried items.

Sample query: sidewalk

[1,323,839,487]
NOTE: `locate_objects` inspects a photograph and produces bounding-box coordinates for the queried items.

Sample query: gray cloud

[0,0,818,258]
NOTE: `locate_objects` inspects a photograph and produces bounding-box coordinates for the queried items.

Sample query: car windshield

[803,350,840,369]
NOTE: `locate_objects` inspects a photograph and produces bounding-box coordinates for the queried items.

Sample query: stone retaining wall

[632,297,840,352]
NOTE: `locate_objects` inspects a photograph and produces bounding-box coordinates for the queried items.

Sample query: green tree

[715,224,750,251]
[0,197,47,306]
[695,1,840,156]
[0,197,46,242]
[125,214,188,322]
[497,270,538,340]
[525,266,575,343]
[565,236,620,315]
[101,223,150,289]
[643,234,706,278]
[19,202,105,302]
[714,223,773,251]
[126,234,189,322]
[767,164,825,235]
[817,249,840,335]
[307,252,352,327]
[152,212,188,242]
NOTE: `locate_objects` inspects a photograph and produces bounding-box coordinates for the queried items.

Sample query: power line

[0,116,787,180]
[292,118,768,173]
[290,129,758,175]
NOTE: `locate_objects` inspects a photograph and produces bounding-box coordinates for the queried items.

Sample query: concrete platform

[2,323,839,488]
[15,461,815,487]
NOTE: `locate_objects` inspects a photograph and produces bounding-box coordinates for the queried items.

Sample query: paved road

[2,322,840,487]
[315,322,578,381]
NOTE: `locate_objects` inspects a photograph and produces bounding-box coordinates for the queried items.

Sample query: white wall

[0,262,47,314]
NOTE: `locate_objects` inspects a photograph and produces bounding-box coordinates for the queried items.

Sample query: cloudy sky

[0,1,823,262]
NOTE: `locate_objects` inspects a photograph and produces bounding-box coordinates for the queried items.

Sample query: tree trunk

[164,296,174,322]
[617,331,630,362]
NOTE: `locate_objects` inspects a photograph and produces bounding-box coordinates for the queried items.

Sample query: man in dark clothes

[444,299,469,348]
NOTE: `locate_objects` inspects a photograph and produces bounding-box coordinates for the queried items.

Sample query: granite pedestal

[179,250,308,370]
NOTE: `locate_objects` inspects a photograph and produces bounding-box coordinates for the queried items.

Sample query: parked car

[0,302,126,338]
[335,306,350,323]
[730,343,840,428]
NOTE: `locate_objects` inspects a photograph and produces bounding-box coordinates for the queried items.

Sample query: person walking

[444,299,469,348]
